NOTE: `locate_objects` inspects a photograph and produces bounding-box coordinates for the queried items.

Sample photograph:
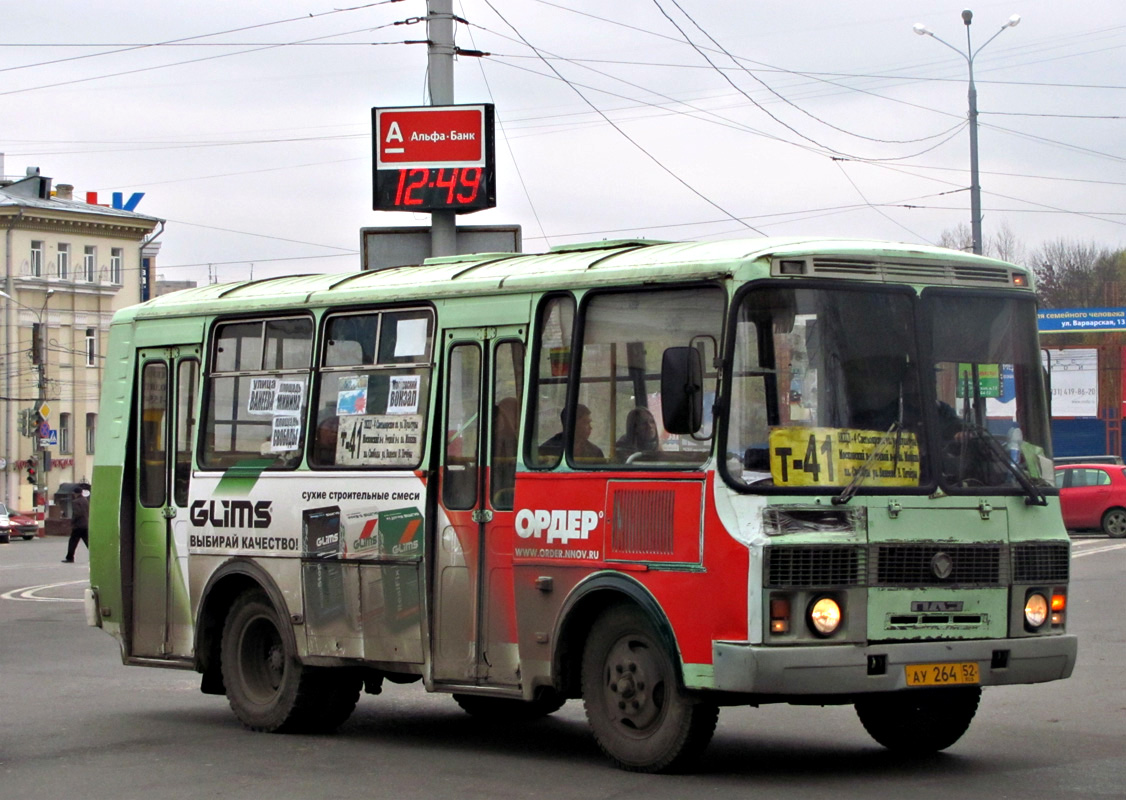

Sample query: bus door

[433,328,526,686]
[132,347,200,659]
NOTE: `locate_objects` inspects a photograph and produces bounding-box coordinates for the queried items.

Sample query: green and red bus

[87,237,1076,772]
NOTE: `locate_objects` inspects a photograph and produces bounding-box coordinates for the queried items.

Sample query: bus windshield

[724,285,1051,493]
[925,291,1052,491]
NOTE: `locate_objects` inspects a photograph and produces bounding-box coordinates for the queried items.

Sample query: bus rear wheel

[221,590,360,733]
[855,687,981,754]
[581,605,718,773]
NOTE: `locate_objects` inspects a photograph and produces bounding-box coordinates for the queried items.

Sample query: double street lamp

[1,288,54,526]
[914,9,1021,255]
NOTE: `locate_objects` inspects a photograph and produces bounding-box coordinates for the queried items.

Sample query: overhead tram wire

[476,13,976,138]
[479,0,766,236]
[0,20,411,98]
[0,1,406,75]
[655,0,962,148]
[486,49,967,165]
[454,2,551,247]
[475,28,876,165]
[831,158,935,244]
[480,15,974,165]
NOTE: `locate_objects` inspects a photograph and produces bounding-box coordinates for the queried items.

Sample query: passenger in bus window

[313,409,340,466]
[615,407,660,462]
[491,397,520,508]
[539,403,604,463]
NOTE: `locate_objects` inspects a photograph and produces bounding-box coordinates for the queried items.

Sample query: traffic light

[26,457,37,485]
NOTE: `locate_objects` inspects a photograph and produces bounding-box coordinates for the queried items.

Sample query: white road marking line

[0,579,88,602]
[1072,543,1126,558]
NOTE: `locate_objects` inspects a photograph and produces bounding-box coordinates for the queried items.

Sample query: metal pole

[35,292,50,536]
[427,0,457,258]
[964,11,983,255]
[915,12,1019,257]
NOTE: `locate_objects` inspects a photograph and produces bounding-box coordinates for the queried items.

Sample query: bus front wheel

[581,604,718,773]
[855,687,981,754]
[221,590,360,733]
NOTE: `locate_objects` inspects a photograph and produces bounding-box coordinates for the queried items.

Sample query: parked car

[1054,463,1126,537]
[1053,455,1124,466]
[0,503,36,543]
[9,510,38,539]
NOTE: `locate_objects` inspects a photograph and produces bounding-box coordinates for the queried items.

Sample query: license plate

[905,661,980,687]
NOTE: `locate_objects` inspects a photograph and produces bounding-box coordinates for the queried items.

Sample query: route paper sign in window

[768,427,921,488]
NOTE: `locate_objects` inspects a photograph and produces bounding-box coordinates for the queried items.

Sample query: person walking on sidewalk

[62,483,91,563]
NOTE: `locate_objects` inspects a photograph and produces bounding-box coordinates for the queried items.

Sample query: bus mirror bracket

[661,346,703,435]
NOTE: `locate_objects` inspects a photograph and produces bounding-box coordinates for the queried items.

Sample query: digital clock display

[373,166,495,212]
[372,104,496,213]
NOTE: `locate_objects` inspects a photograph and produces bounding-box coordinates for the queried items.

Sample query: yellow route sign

[768,427,921,488]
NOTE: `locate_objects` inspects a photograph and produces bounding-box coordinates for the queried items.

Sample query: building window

[83,246,96,281]
[57,243,69,279]
[85,327,97,367]
[110,248,123,284]
[59,412,72,455]
[86,413,97,455]
[30,241,43,277]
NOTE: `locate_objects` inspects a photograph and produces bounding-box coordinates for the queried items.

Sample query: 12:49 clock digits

[392,167,483,208]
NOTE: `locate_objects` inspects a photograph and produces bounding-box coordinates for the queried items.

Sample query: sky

[1,0,1123,286]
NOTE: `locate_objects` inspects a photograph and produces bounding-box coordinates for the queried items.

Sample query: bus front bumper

[712,634,1077,696]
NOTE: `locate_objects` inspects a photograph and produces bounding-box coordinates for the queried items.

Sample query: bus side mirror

[661,346,703,434]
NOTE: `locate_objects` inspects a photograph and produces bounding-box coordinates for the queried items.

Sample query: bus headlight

[807,596,842,637]
[1024,592,1049,630]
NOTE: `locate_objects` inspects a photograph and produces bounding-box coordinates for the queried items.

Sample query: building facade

[1,166,162,516]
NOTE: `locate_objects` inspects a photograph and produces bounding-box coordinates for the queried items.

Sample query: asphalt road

[1,534,1122,800]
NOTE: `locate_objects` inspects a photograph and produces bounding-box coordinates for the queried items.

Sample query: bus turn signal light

[770,596,790,634]
[1051,591,1066,626]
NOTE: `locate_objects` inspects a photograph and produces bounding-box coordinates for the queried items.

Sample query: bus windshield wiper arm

[832,422,901,506]
[967,424,1048,506]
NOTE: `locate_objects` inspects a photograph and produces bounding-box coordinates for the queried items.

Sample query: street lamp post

[914,9,1021,255]
[0,288,54,532]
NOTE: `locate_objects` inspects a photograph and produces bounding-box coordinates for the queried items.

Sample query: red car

[1054,463,1126,537]
[0,503,36,543]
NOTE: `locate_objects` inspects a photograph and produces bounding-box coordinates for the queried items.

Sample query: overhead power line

[0,1,405,75]
[479,0,767,235]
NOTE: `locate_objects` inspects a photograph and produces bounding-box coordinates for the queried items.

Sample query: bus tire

[221,590,360,733]
[581,604,718,773]
[1101,507,1126,538]
[452,690,565,721]
[855,687,981,754]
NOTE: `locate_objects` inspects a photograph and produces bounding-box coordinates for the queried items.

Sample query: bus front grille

[871,544,1006,587]
[1012,542,1070,583]
[765,545,865,588]
[763,542,1066,590]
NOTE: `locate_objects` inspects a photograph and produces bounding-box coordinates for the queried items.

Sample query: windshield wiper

[962,423,1048,506]
[832,422,902,506]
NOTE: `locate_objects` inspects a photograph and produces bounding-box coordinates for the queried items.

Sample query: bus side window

[529,296,574,469]
[491,340,525,510]
[310,309,433,470]
[201,317,312,469]
[444,344,480,509]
